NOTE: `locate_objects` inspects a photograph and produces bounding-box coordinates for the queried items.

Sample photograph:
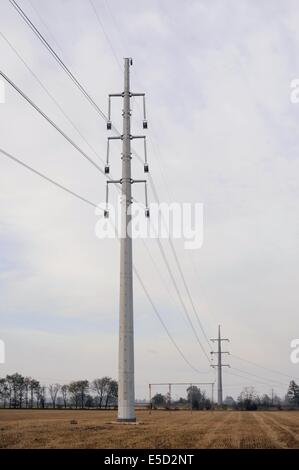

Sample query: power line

[7,7,268,384]
[85,1,213,354]
[169,235,212,349]
[0,70,104,175]
[13,0,147,177]
[9,0,213,369]
[139,238,187,317]
[103,0,128,55]
[1,147,203,377]
[97,3,213,351]
[88,0,121,70]
[0,153,284,385]
[0,31,105,165]
[231,354,299,381]
[5,4,295,390]
[230,366,289,388]
[10,0,213,356]
[26,0,63,54]
[155,236,211,363]
[89,0,211,362]
[226,369,288,390]
[0,69,207,375]
[104,22,214,353]
[0,47,290,384]
[87,1,208,359]
[149,179,212,350]
[134,267,205,375]
[0,147,98,209]
[128,201,211,365]
[94,1,152,138]
[9,0,108,122]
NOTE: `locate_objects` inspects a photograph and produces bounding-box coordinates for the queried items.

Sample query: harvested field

[0,410,299,449]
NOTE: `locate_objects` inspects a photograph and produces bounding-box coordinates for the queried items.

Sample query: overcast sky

[1,0,299,400]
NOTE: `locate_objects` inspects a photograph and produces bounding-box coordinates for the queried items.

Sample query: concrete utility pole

[211,325,230,406]
[118,57,135,422]
[105,58,149,422]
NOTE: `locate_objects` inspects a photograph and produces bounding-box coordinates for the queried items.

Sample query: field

[0,409,299,448]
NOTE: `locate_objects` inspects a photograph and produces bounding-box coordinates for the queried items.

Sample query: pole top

[124,57,133,66]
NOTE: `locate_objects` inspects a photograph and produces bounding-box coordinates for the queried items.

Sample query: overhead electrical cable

[0,147,98,209]
[1,147,206,377]
[85,1,213,353]
[0,31,105,165]
[134,267,206,375]
[9,0,213,359]
[0,70,104,175]
[231,354,299,381]
[9,0,109,122]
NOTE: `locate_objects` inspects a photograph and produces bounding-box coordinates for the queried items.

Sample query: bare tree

[77,381,89,409]
[6,376,13,408]
[35,385,46,409]
[24,377,31,409]
[49,384,60,409]
[92,377,109,409]
[29,379,40,408]
[6,373,25,408]
[61,385,69,408]
[68,381,89,409]
[68,382,80,409]
[0,378,9,408]
[104,379,118,409]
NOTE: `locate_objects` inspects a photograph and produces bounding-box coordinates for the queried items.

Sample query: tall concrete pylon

[105,58,149,422]
[118,57,135,422]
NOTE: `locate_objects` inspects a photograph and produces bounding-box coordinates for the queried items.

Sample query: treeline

[151,381,299,411]
[0,373,118,409]
[225,381,299,411]
[152,385,212,410]
[2,374,299,411]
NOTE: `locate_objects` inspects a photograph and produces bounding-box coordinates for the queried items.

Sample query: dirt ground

[0,409,299,448]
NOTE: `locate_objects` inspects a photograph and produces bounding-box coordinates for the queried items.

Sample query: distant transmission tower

[105,58,149,422]
[211,325,230,406]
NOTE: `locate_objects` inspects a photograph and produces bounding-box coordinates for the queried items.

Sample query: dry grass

[0,409,299,449]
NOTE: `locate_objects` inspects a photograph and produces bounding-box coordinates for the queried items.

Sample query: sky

[1,0,299,401]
